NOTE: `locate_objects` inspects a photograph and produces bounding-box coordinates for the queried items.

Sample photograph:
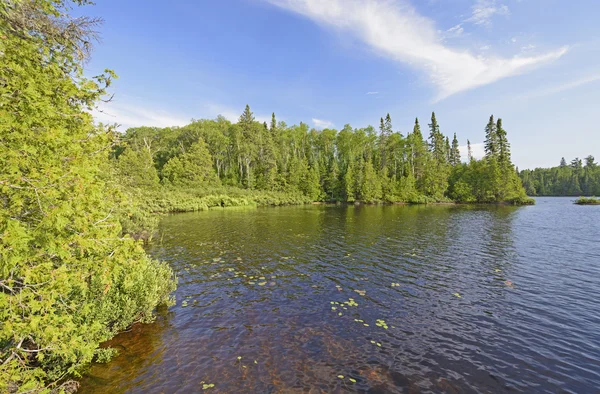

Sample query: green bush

[0,2,176,391]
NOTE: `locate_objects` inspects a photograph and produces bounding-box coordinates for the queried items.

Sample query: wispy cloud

[92,100,275,130]
[265,0,567,101]
[366,91,379,95]
[445,24,464,39]
[312,118,334,129]
[92,100,190,130]
[519,74,600,100]
[466,0,510,26]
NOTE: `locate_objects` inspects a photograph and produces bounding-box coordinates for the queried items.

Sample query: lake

[79,197,600,393]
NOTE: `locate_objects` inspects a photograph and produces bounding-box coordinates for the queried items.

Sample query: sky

[85,0,600,169]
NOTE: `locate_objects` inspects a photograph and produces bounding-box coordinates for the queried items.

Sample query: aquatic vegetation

[375,319,388,329]
[391,283,401,287]
[354,289,367,296]
[453,293,462,298]
[201,382,215,390]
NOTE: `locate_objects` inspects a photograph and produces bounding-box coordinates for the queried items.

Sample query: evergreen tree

[496,118,511,167]
[450,133,461,166]
[239,104,255,125]
[467,139,473,162]
[484,115,498,159]
[270,112,277,134]
[560,157,567,167]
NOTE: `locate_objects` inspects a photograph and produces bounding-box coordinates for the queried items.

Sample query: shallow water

[79,198,600,393]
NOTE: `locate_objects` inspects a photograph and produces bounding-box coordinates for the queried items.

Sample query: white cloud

[265,0,567,101]
[92,101,190,130]
[445,24,464,39]
[518,74,600,100]
[92,100,274,131]
[312,118,334,129]
[466,0,510,26]
[366,91,379,95]
[459,142,486,161]
[521,44,536,52]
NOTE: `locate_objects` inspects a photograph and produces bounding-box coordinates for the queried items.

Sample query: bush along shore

[574,197,600,205]
[0,1,176,392]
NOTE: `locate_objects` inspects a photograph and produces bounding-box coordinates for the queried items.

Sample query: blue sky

[86,0,600,169]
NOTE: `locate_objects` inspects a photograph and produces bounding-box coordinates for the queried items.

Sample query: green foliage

[110,106,532,209]
[0,1,175,391]
[574,197,600,205]
[520,155,600,196]
[162,140,220,187]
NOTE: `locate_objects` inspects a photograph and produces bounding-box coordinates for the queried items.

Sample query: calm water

[79,198,600,393]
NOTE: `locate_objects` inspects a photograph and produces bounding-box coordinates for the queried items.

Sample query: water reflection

[79,199,600,393]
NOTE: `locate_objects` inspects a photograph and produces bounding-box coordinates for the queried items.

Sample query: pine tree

[384,113,393,135]
[496,118,511,167]
[560,157,568,167]
[450,133,461,166]
[426,112,449,198]
[239,104,255,125]
[484,115,498,159]
[270,112,277,132]
[467,139,473,162]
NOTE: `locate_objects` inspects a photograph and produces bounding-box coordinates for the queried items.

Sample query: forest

[519,156,600,196]
[112,105,532,231]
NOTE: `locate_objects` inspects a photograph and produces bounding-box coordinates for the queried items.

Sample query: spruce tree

[450,133,461,166]
[239,104,255,126]
[484,115,498,159]
[467,139,473,162]
[384,113,393,136]
[270,112,277,133]
[496,118,511,167]
[560,157,567,167]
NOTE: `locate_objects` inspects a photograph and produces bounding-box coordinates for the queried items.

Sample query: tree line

[519,156,600,196]
[114,106,531,205]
